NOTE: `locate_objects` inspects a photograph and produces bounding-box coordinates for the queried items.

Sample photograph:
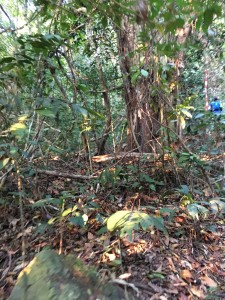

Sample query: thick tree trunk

[117,17,160,152]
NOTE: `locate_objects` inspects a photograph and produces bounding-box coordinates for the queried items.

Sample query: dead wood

[35,169,98,180]
[92,152,159,163]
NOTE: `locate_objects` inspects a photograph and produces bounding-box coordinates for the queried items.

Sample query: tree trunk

[87,26,112,155]
[117,17,160,152]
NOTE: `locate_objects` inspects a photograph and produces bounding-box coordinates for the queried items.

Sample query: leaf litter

[0,152,225,299]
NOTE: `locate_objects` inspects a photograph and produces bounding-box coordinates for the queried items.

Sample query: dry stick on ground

[35,168,98,180]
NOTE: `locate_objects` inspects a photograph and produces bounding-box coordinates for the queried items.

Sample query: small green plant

[33,191,103,232]
[99,166,125,189]
[106,210,168,238]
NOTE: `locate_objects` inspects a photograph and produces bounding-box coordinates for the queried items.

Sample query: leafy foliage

[107,210,167,238]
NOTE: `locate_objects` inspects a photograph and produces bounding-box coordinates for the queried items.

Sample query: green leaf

[131,71,140,83]
[107,211,167,238]
[0,157,10,170]
[149,184,156,191]
[209,199,225,213]
[147,272,165,280]
[140,69,149,77]
[32,198,62,207]
[35,108,55,118]
[107,210,131,232]
[180,108,192,118]
[69,215,84,227]
[159,207,176,222]
[0,57,16,64]
[72,104,88,118]
[166,18,185,33]
[194,113,205,119]
[49,146,64,154]
[150,216,167,234]
[77,83,87,92]
[186,203,209,219]
[84,107,105,119]
[178,185,189,195]
[202,6,222,33]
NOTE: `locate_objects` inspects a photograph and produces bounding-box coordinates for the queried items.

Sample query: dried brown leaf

[200,276,217,288]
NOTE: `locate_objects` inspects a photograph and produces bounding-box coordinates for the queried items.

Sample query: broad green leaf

[179,185,189,195]
[187,203,209,219]
[209,199,225,213]
[149,184,156,191]
[159,207,176,222]
[107,210,131,232]
[69,215,84,227]
[140,69,149,77]
[194,113,205,119]
[203,8,214,32]
[150,216,167,234]
[180,108,192,118]
[131,71,140,83]
[107,211,167,237]
[35,108,55,118]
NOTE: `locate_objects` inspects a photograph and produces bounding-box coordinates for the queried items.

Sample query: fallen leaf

[159,296,168,300]
[200,276,217,288]
[9,218,20,231]
[180,269,193,282]
[118,273,132,279]
[190,286,205,298]
[87,232,94,240]
[105,253,116,261]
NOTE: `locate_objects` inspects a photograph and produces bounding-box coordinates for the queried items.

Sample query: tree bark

[117,17,160,152]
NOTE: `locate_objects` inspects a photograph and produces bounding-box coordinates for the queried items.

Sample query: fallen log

[35,168,98,180]
[92,152,159,163]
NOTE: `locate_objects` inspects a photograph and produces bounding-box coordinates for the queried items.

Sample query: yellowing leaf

[0,157,10,169]
[10,123,27,132]
[18,114,29,122]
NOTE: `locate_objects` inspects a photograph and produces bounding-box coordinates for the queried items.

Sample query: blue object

[210,100,222,114]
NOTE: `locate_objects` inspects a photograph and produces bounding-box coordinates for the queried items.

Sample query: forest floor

[1,138,225,299]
